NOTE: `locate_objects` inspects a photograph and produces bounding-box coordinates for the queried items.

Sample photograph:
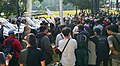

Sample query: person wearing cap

[19,33,45,66]
[2,30,22,66]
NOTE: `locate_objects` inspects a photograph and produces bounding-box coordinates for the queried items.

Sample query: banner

[46,8,56,17]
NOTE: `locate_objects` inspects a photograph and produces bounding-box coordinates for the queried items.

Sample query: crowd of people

[0,11,120,66]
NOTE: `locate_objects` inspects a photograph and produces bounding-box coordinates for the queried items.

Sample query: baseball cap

[8,30,14,35]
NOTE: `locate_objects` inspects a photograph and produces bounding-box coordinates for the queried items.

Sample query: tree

[94,0,105,13]
[20,0,44,16]
[63,0,91,11]
[0,0,18,17]
[63,0,105,14]
[0,0,44,17]
[33,0,44,2]
[116,0,119,11]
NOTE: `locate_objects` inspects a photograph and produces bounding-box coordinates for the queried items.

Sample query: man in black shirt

[36,26,53,65]
[19,33,45,66]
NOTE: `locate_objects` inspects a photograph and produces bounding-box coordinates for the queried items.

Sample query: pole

[59,0,63,25]
[76,4,78,14]
[26,0,32,17]
[75,0,77,14]
[108,0,111,15]
[110,0,112,10]
[16,0,20,18]
[116,0,119,11]
[98,0,100,11]
[16,0,20,40]
[91,0,94,15]
[94,0,97,13]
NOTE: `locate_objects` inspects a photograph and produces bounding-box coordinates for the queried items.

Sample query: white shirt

[55,33,64,47]
[56,33,72,47]
[58,39,77,66]
[73,26,79,35]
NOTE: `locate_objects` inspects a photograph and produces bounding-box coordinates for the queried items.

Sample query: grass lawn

[36,10,89,18]
[52,10,81,17]
[36,9,119,18]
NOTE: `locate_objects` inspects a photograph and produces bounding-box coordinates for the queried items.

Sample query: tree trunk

[76,4,78,14]
[81,9,84,13]
[16,0,20,18]
[91,0,94,15]
[116,0,119,11]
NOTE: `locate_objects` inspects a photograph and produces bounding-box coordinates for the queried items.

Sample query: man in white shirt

[55,25,65,47]
[58,27,77,66]
[72,24,79,38]
[56,25,72,47]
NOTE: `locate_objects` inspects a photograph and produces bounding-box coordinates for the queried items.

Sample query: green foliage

[32,0,44,3]
[77,0,91,9]
[0,0,17,17]
[63,0,91,10]
[40,0,74,11]
[0,0,26,17]
[41,0,59,11]
[19,0,27,16]
[0,0,44,17]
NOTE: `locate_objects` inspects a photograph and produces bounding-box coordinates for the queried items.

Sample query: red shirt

[2,36,22,58]
[103,20,107,29]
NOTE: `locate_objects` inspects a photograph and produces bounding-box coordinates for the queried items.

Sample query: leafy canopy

[0,0,44,17]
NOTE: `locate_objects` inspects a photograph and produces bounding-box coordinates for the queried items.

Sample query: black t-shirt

[0,52,5,64]
[19,47,45,66]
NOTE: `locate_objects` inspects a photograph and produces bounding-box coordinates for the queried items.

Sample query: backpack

[76,32,88,50]
[2,39,14,57]
[96,35,109,52]
[37,34,46,50]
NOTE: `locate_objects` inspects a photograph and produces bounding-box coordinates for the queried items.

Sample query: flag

[46,8,56,17]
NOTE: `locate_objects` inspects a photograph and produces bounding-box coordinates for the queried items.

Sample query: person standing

[19,33,45,66]
[58,27,77,66]
[36,26,53,65]
[72,24,80,39]
[55,25,66,47]
[91,28,109,66]
[21,25,31,49]
[2,30,22,66]
[22,26,31,39]
[106,25,120,66]
[75,24,90,66]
